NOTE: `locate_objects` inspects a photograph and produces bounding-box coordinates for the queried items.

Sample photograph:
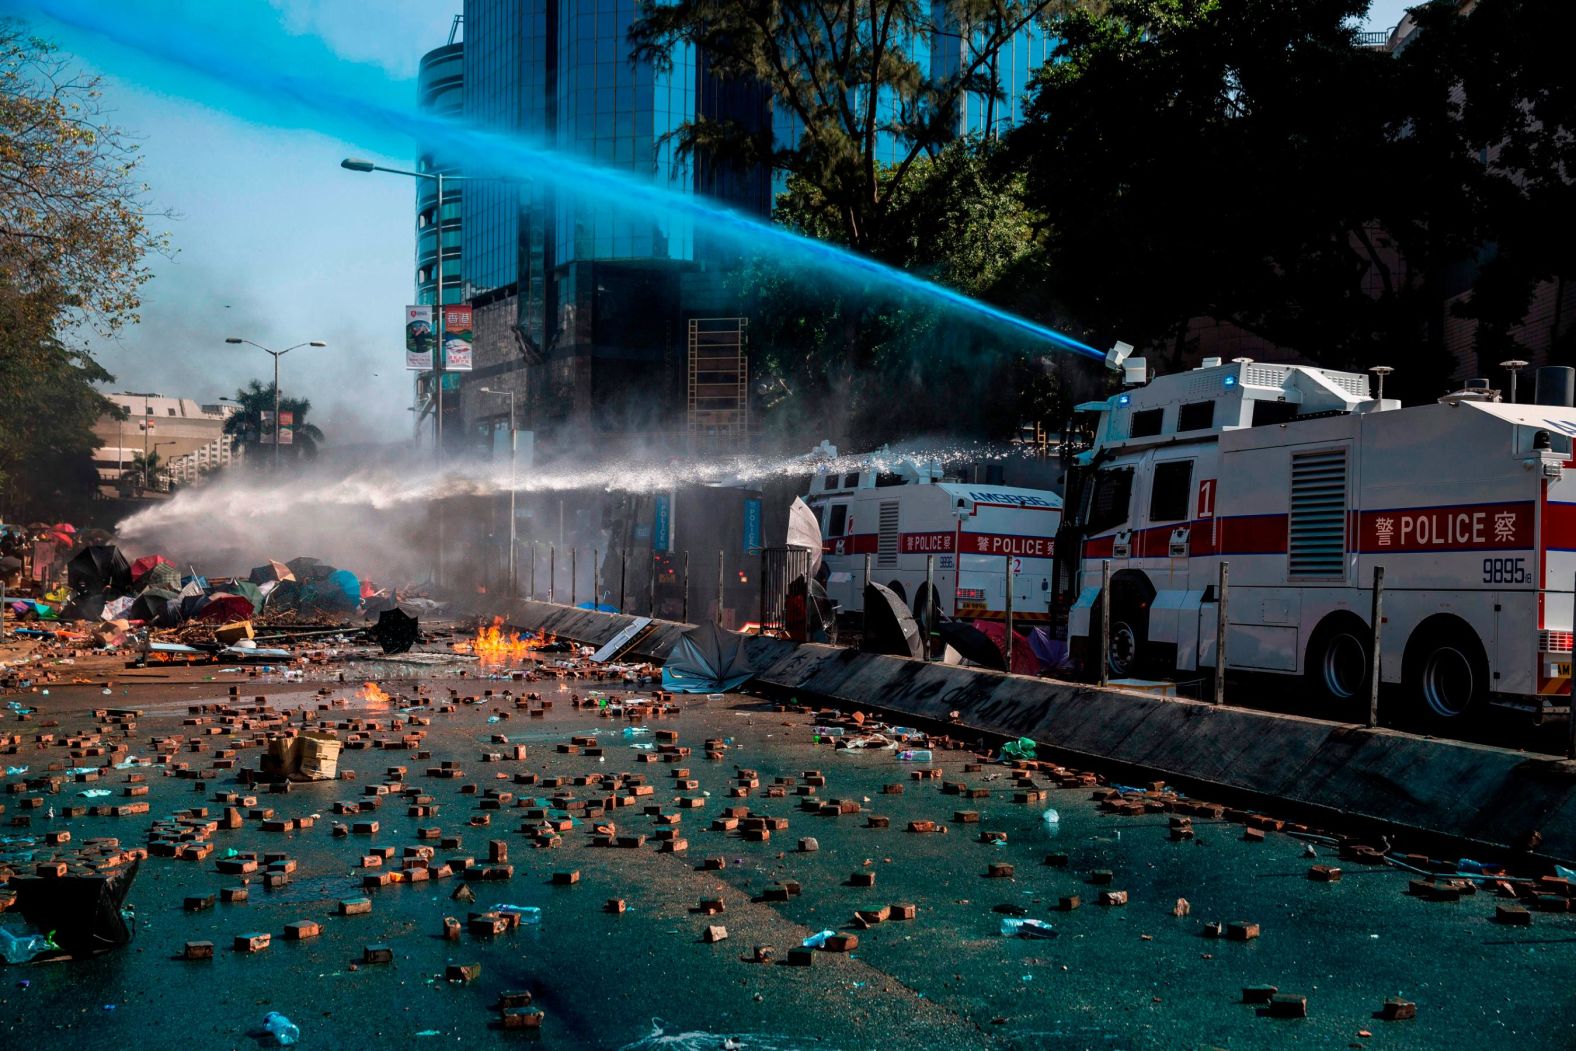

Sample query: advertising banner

[442,304,474,371]
[405,305,432,371]
[278,410,294,445]
[742,497,763,554]
[653,495,672,554]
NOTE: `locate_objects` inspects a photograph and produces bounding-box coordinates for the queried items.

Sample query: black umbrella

[862,582,923,659]
[912,581,941,643]
[937,620,1007,671]
[0,555,21,573]
[61,591,107,622]
[177,593,209,622]
[129,588,179,627]
[267,579,302,611]
[66,544,132,594]
[372,607,420,654]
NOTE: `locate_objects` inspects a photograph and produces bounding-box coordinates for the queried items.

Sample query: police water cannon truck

[805,447,1063,625]
[1054,343,1576,723]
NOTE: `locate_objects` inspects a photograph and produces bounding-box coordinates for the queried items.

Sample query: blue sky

[11,0,1417,444]
[17,0,461,442]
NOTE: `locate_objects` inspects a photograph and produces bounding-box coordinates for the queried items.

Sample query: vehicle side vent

[1288,449,1348,580]
[876,501,901,568]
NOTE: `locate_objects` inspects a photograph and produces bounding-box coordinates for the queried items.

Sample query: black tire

[1105,602,1148,680]
[1404,621,1489,723]
[1305,616,1371,713]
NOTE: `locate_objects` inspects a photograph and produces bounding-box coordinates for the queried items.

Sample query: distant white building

[92,393,244,496]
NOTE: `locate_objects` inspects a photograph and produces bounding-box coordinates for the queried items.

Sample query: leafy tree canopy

[223,379,325,465]
[630,0,1077,254]
[0,21,166,336]
[1010,0,1575,398]
[1,22,167,521]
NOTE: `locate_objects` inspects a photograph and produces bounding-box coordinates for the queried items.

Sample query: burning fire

[359,682,392,706]
[453,617,550,666]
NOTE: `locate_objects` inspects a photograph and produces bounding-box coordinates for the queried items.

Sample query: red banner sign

[959,533,1054,558]
[1358,502,1533,552]
[899,532,955,554]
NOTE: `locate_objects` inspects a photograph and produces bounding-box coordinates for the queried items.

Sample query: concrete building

[92,394,242,497]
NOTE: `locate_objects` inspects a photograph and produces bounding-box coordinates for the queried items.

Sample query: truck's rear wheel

[1405,621,1488,723]
[1305,616,1370,712]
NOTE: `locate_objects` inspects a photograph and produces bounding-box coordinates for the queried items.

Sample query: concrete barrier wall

[508,601,1576,863]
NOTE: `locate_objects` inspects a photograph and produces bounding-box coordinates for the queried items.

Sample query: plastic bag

[1001,737,1037,761]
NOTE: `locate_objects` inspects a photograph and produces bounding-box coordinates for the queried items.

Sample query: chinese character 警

[1374,516,1394,547]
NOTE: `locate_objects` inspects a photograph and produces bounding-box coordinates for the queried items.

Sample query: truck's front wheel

[1106,605,1148,680]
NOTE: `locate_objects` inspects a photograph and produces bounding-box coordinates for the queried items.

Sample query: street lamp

[480,387,518,596]
[341,157,455,460]
[224,338,328,468]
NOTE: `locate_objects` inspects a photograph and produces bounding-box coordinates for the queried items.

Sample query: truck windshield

[1081,466,1134,535]
[825,504,848,538]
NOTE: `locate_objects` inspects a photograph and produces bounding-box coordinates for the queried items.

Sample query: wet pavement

[1,658,1574,1049]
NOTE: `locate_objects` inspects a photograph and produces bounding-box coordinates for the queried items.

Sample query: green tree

[1,22,165,520]
[1396,0,1576,373]
[1,21,165,335]
[1009,0,1574,399]
[223,379,325,464]
[0,282,117,517]
[743,137,1076,446]
[125,448,162,493]
[629,0,1073,254]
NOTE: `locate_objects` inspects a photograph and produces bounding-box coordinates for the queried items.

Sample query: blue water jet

[11,0,1103,361]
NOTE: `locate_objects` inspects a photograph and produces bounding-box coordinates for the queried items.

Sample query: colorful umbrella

[248,559,296,585]
[129,554,175,585]
[192,593,255,623]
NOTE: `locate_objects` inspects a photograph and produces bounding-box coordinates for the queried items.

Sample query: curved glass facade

[417,42,464,307]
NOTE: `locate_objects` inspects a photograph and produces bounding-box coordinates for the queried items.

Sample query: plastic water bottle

[1000,918,1056,939]
[491,904,542,925]
[1042,808,1061,839]
[896,749,932,762]
[262,1012,299,1046]
[0,929,52,964]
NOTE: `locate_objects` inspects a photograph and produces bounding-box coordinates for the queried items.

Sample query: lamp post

[479,386,518,596]
[340,157,455,459]
[223,338,328,468]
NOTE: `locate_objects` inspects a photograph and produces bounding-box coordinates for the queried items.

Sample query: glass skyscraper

[443,1,1047,450]
[416,41,465,308]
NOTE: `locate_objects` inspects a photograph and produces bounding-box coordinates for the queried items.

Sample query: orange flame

[452,617,549,666]
[359,681,392,706]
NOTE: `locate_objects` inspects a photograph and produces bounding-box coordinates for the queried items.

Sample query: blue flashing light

[1224,376,1237,387]
[1118,394,1131,405]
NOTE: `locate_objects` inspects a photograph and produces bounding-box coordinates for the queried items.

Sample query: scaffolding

[687,317,750,452]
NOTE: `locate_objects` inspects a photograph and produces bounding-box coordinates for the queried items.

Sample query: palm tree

[126,450,162,493]
[224,380,326,465]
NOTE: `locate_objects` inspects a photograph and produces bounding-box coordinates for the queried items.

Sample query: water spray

[13,0,1104,360]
